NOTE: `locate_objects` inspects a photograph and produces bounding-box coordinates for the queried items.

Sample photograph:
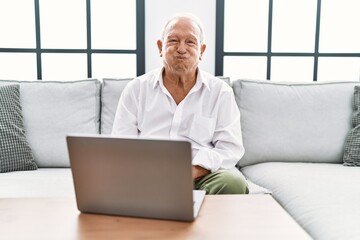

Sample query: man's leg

[194,169,249,194]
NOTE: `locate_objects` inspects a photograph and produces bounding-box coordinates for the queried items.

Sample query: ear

[199,44,206,60]
[157,40,163,57]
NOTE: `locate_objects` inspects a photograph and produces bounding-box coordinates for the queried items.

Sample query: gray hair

[160,13,205,44]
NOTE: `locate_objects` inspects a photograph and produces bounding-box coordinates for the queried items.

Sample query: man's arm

[192,89,245,173]
[192,165,210,180]
[111,80,139,136]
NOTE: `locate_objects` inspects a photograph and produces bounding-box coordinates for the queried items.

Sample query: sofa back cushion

[100,78,133,134]
[0,79,101,167]
[233,79,360,167]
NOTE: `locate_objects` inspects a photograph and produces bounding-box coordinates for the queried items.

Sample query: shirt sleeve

[111,80,139,136]
[191,89,245,172]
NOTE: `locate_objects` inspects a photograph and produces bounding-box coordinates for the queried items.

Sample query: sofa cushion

[100,78,133,134]
[233,80,360,167]
[0,85,37,173]
[0,168,74,197]
[0,79,101,167]
[343,86,360,166]
[218,76,230,86]
[241,162,360,240]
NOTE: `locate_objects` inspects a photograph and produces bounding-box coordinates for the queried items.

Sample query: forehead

[165,18,201,39]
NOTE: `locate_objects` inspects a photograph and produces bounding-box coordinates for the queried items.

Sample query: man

[112,13,248,194]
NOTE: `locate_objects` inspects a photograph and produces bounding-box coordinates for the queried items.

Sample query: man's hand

[192,165,210,181]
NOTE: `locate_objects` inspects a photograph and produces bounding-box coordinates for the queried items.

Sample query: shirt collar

[152,67,210,91]
[152,68,163,89]
[196,69,210,91]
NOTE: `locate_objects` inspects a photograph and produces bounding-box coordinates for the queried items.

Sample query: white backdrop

[145,0,216,74]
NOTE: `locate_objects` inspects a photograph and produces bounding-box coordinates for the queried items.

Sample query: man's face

[158,18,206,75]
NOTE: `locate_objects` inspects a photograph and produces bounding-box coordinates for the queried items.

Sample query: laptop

[66,134,206,222]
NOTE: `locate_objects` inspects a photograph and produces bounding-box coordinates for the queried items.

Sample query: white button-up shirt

[112,68,245,172]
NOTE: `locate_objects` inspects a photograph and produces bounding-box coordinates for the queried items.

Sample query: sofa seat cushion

[241,162,360,240]
[0,168,74,198]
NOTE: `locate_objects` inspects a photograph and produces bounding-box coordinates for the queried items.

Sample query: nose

[177,42,186,54]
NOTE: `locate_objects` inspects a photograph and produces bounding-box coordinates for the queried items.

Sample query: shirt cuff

[192,148,222,172]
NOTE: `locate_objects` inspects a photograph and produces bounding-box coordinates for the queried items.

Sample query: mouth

[175,55,187,60]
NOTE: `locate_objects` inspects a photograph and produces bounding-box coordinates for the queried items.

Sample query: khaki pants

[194,169,249,194]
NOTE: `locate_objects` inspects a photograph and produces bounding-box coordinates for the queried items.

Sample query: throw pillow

[343,86,360,166]
[0,84,37,173]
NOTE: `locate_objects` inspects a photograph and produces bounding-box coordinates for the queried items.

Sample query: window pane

[91,0,136,49]
[224,56,267,80]
[271,57,314,82]
[318,57,360,82]
[319,0,360,53]
[0,0,36,48]
[92,54,136,78]
[272,0,317,52]
[40,0,86,49]
[42,53,87,80]
[224,0,268,52]
[0,53,37,80]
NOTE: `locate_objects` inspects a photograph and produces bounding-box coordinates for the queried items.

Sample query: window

[0,0,145,80]
[216,0,360,81]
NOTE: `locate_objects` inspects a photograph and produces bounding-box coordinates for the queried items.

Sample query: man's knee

[197,170,249,195]
[215,170,248,194]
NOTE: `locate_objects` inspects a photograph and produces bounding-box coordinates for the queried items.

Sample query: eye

[167,38,178,43]
[187,39,197,46]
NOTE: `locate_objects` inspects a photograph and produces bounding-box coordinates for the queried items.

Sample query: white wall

[145,0,216,74]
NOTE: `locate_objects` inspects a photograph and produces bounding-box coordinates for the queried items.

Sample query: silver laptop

[66,134,205,222]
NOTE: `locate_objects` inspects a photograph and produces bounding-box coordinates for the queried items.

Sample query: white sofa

[234,80,360,240]
[0,78,359,240]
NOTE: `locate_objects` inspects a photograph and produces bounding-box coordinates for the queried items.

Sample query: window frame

[215,0,360,81]
[0,0,145,80]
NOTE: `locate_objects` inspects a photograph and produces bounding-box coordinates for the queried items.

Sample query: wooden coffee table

[0,195,311,239]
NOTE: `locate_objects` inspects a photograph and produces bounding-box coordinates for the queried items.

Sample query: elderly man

[112,13,248,194]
